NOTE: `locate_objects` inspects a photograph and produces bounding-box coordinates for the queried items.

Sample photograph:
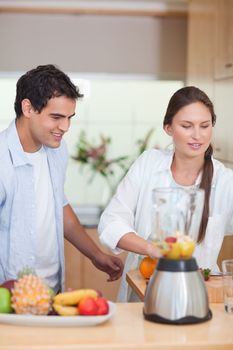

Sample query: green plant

[72,131,128,191]
[72,128,155,198]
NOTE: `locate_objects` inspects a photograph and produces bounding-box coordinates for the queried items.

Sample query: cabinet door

[81,229,127,301]
[64,239,83,290]
[64,229,127,301]
[213,78,233,162]
[186,0,215,98]
[217,236,233,270]
[214,0,233,79]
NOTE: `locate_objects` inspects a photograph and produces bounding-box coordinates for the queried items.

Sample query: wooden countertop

[0,303,233,350]
[126,269,224,303]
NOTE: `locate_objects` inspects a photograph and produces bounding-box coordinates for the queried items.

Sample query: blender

[143,187,212,324]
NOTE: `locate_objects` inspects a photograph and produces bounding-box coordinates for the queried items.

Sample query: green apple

[0,287,13,313]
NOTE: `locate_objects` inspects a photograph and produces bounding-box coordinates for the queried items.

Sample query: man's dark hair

[14,64,83,118]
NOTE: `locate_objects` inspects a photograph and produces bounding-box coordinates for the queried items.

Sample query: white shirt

[26,147,60,291]
[98,149,233,301]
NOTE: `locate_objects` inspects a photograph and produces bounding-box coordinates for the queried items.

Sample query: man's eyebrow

[49,112,76,118]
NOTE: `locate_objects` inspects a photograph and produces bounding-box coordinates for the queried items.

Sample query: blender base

[143,309,212,325]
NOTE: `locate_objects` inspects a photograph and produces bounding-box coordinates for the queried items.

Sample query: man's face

[24,96,76,152]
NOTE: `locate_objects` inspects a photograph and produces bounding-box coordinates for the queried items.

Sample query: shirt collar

[152,149,174,174]
[6,120,30,167]
[153,148,217,188]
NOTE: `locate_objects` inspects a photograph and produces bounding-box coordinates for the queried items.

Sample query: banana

[53,289,98,306]
[53,303,79,316]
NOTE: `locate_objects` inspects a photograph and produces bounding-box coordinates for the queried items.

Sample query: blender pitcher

[150,187,204,245]
[144,187,212,324]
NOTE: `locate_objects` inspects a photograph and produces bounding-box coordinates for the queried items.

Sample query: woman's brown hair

[163,86,216,242]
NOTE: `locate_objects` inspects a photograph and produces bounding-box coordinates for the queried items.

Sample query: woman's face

[164,102,213,159]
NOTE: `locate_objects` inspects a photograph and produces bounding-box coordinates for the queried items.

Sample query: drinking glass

[222,259,233,314]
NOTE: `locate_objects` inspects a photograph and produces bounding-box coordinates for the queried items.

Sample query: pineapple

[11,274,51,315]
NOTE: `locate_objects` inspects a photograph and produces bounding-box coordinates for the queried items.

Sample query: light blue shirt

[0,120,68,291]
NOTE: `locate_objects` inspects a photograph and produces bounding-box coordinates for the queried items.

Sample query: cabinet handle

[225,63,233,68]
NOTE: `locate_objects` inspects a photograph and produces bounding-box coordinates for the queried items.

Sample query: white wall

[0,11,186,206]
[0,13,186,79]
[0,76,183,206]
[65,78,184,206]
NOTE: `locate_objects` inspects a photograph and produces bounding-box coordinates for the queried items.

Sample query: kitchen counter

[0,303,232,350]
[126,269,224,303]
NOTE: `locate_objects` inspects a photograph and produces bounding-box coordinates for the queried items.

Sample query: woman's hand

[147,242,162,259]
[92,252,124,281]
[117,232,162,259]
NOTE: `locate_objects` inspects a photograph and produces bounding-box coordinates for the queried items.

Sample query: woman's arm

[117,232,161,259]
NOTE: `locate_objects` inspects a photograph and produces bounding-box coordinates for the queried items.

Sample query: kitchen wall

[0,13,186,79]
[0,9,186,206]
[0,76,183,206]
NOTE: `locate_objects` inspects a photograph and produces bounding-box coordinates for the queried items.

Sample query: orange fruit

[139,257,158,279]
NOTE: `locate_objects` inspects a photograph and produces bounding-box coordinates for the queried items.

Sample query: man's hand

[63,205,124,281]
[91,252,124,282]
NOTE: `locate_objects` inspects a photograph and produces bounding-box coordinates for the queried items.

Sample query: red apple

[0,279,17,292]
[79,297,99,316]
[165,236,177,243]
[95,297,109,315]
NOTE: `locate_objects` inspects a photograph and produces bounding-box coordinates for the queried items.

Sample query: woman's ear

[164,124,173,136]
[21,99,34,118]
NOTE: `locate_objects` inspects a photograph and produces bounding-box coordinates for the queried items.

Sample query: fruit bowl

[0,301,116,327]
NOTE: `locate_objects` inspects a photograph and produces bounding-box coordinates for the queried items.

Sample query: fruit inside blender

[154,231,196,260]
[151,188,204,260]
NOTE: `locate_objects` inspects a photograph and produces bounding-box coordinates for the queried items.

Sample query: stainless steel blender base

[143,258,212,324]
[143,308,212,325]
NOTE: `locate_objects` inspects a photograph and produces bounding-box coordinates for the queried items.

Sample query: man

[0,64,123,292]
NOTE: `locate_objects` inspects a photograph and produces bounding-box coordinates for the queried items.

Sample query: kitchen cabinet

[217,235,233,267]
[214,0,233,80]
[187,0,233,163]
[213,78,233,163]
[64,228,127,301]
[186,0,215,99]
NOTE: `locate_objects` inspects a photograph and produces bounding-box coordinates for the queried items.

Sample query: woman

[98,86,233,302]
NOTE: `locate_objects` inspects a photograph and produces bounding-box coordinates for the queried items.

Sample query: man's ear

[21,99,34,118]
[164,124,173,136]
